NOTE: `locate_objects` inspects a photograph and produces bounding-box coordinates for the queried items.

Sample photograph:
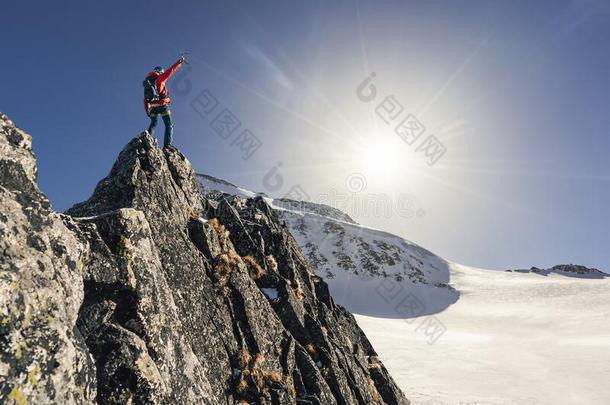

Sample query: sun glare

[362,140,402,176]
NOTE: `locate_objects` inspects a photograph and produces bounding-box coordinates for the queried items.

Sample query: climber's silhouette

[143,55,186,147]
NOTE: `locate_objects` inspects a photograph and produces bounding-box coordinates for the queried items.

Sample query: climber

[143,54,187,147]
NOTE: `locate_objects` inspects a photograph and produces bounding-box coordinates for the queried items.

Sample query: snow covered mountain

[198,174,460,318]
[198,174,608,317]
[198,172,610,405]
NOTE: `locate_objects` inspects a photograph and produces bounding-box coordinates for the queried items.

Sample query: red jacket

[144,58,184,111]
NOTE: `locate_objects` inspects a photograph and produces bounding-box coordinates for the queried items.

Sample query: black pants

[147,105,173,147]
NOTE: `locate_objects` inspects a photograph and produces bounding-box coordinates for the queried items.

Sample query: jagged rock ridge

[0,113,408,404]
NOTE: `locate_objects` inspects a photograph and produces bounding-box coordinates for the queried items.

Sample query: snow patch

[261,288,278,300]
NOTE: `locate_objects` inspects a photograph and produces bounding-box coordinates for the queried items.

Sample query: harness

[148,106,171,117]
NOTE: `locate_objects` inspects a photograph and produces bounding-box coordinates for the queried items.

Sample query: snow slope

[197,173,610,404]
[356,264,610,405]
[197,174,258,199]
[277,208,459,317]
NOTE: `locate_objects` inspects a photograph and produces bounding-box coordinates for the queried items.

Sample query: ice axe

[180,51,190,65]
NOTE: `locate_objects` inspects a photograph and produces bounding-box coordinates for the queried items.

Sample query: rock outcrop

[0,113,96,404]
[0,113,409,404]
[507,264,608,279]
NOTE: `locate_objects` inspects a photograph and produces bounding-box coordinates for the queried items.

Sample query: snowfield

[356,264,610,405]
[197,174,610,405]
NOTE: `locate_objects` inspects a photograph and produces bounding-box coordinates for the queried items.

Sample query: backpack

[143,75,159,102]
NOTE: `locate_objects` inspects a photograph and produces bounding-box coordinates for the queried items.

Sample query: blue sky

[2,0,609,271]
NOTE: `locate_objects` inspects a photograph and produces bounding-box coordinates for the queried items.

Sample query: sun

[349,137,426,189]
[362,140,402,176]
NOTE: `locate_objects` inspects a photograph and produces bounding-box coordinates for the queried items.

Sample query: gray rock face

[0,113,96,404]
[0,113,409,404]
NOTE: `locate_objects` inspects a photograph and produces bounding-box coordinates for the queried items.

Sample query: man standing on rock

[143,54,187,148]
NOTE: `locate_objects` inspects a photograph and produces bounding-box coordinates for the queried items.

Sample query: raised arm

[157,57,184,85]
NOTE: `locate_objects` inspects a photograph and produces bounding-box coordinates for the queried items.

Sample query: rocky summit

[0,113,409,405]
